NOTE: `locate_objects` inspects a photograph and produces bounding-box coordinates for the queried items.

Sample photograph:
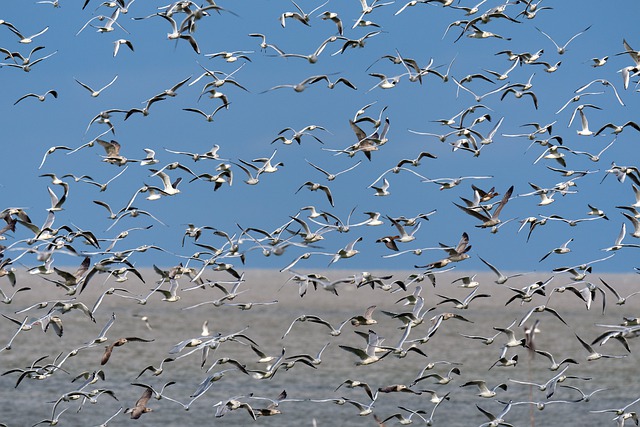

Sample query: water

[1,270,638,426]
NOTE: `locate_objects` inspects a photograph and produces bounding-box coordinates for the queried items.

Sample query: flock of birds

[2,0,640,425]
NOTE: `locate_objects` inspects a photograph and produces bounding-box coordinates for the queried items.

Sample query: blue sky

[1,0,639,274]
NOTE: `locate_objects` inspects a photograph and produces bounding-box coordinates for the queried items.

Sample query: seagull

[479,256,525,284]
[282,314,349,339]
[569,137,617,162]
[412,366,461,386]
[318,10,343,35]
[395,0,431,16]
[13,90,57,105]
[276,36,340,64]
[335,379,374,400]
[0,49,56,72]
[455,185,514,228]
[575,333,627,361]
[518,304,568,328]
[339,330,390,365]
[539,238,573,262]
[575,108,596,136]
[206,50,253,63]
[296,182,334,206]
[367,72,406,92]
[305,160,361,181]
[602,223,640,251]
[536,25,591,55]
[500,87,539,109]
[437,287,491,310]
[7,25,49,44]
[575,78,625,106]
[328,237,363,265]
[530,60,562,73]
[248,33,283,54]
[599,277,640,305]
[306,75,357,90]
[335,30,382,54]
[452,78,508,102]
[74,75,118,97]
[113,38,134,57]
[279,0,328,27]
[38,145,72,169]
[263,75,326,93]
[460,380,508,398]
[595,121,640,136]
[182,104,227,122]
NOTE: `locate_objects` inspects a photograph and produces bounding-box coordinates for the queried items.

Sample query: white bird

[479,256,526,285]
[8,25,49,44]
[182,104,227,122]
[540,238,573,262]
[14,90,57,105]
[371,178,390,196]
[536,25,591,55]
[113,39,134,57]
[576,108,595,136]
[74,75,118,97]
[328,237,363,266]
[602,223,640,251]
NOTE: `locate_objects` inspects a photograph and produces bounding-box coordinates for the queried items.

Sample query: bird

[327,237,363,265]
[500,87,539,109]
[460,380,508,398]
[602,223,640,251]
[574,333,627,361]
[248,33,283,54]
[296,182,334,207]
[536,25,591,55]
[74,75,118,97]
[455,185,514,228]
[599,277,640,305]
[518,304,569,327]
[206,50,253,63]
[276,37,341,64]
[101,336,154,365]
[535,349,579,371]
[595,121,640,136]
[479,256,526,284]
[279,0,328,27]
[113,38,134,57]
[339,329,390,365]
[125,387,153,419]
[412,366,461,386]
[370,178,390,196]
[575,108,596,136]
[305,160,361,181]
[539,238,574,262]
[13,90,57,105]
[38,145,72,170]
[182,104,227,122]
[282,314,349,339]
[437,287,491,310]
[263,75,325,93]
[7,25,49,44]
[306,75,357,90]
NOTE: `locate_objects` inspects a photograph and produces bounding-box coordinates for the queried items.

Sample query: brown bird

[376,235,400,251]
[126,387,153,419]
[101,337,154,365]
